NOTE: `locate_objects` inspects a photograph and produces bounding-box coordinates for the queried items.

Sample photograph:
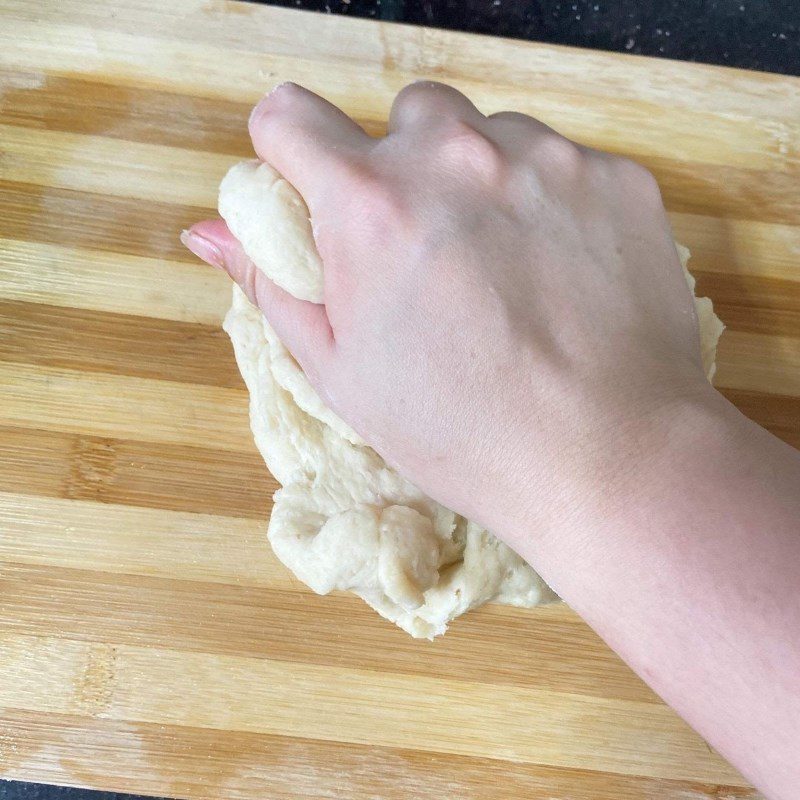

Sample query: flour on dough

[220,158,724,639]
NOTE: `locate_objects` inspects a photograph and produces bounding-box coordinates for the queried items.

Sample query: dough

[220,159,724,638]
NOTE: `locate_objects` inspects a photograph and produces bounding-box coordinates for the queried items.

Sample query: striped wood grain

[1,0,797,797]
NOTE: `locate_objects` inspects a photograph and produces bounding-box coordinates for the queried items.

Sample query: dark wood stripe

[0,426,74,501]
[0,69,387,148]
[0,180,211,262]
[0,426,273,519]
[0,562,658,703]
[715,304,799,339]
[0,709,755,800]
[721,389,800,450]
[0,69,254,156]
[695,272,800,338]
[0,300,242,387]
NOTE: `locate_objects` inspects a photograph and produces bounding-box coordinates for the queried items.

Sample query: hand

[184,81,710,539]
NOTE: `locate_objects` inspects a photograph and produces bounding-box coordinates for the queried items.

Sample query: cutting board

[1,0,798,797]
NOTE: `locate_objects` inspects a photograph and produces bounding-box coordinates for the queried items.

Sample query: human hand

[183,81,711,541]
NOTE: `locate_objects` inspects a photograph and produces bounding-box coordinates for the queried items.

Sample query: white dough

[220,158,724,639]
[219,160,325,303]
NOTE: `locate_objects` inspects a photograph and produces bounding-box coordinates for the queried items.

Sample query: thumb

[181,219,334,377]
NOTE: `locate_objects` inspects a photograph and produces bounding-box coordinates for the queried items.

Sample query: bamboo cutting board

[1,0,798,797]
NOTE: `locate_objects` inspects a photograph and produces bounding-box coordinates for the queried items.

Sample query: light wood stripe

[0,238,229,324]
[0,19,294,106]
[19,120,797,226]
[4,217,799,331]
[0,426,273,519]
[0,361,252,451]
[0,299,242,387]
[0,124,232,207]
[0,492,281,588]
[0,710,758,800]
[5,224,800,362]
[0,561,658,703]
[9,227,799,327]
[0,632,745,784]
[649,157,800,227]
[0,68,254,156]
[533,96,796,173]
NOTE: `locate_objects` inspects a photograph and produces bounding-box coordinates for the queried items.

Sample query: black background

[3,0,798,798]
[262,0,799,74]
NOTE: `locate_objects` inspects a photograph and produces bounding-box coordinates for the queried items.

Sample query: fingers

[388,81,485,134]
[248,83,371,209]
[181,219,334,376]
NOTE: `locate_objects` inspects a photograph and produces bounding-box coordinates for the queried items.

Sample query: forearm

[509,390,800,798]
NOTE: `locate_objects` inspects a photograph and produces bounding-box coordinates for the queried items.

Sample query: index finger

[248,83,372,209]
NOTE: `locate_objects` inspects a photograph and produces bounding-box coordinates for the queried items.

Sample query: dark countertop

[4,1,798,800]
[266,0,799,75]
[0,785,169,800]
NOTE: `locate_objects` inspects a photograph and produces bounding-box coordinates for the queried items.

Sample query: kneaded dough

[220,158,725,639]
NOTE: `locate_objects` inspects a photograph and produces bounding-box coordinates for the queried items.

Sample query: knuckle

[394,81,427,106]
[393,80,460,117]
[535,135,585,172]
[341,160,381,199]
[618,157,662,198]
[340,162,402,224]
[437,122,505,179]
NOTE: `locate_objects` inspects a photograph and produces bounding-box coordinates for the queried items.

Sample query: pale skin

[182,82,800,799]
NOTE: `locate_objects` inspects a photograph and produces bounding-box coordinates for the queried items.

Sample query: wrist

[486,373,731,561]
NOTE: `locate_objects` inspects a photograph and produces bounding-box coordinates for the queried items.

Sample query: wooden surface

[1,0,798,797]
